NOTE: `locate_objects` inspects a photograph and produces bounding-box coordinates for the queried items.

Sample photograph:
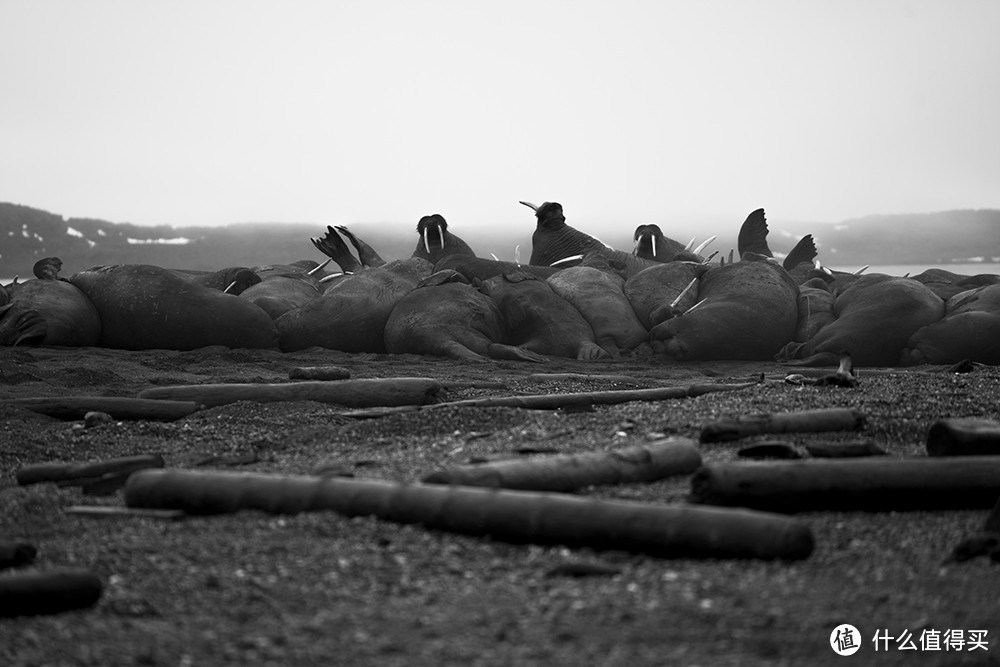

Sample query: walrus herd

[2,205,998,366]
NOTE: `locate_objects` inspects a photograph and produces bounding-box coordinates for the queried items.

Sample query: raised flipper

[737,208,772,258]
[334,225,386,268]
[783,234,818,270]
[310,226,363,273]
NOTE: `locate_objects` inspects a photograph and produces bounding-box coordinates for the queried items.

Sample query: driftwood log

[125,469,814,560]
[137,377,444,409]
[7,396,200,421]
[0,568,103,617]
[422,438,702,491]
[700,408,866,443]
[338,382,756,418]
[16,454,165,486]
[926,418,1000,457]
[691,457,1000,512]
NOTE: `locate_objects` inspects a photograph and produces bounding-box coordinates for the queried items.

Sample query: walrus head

[520,201,565,230]
[417,214,448,254]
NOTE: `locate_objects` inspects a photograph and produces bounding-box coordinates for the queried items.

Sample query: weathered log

[7,396,200,421]
[337,382,756,418]
[926,418,1000,457]
[64,506,186,521]
[125,469,814,561]
[16,454,165,486]
[0,568,103,617]
[700,408,866,443]
[804,441,887,458]
[421,438,702,491]
[288,366,351,381]
[0,541,36,570]
[691,457,1000,512]
[137,377,444,408]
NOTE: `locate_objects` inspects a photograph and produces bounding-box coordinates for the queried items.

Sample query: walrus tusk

[436,223,445,251]
[651,236,657,257]
[853,265,870,276]
[519,201,539,211]
[702,250,719,264]
[422,230,431,255]
[551,255,583,267]
[307,258,333,276]
[683,237,696,252]
[223,280,239,294]
[670,277,699,309]
[683,298,707,316]
[513,245,521,265]
[693,235,716,256]
[319,272,345,284]
[490,253,500,261]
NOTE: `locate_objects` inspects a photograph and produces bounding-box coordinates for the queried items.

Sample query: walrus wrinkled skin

[433,255,563,283]
[276,258,432,353]
[0,278,101,347]
[481,271,609,361]
[910,268,1000,301]
[650,256,800,361]
[900,283,1000,365]
[778,274,945,367]
[384,271,546,362]
[69,264,277,351]
[547,266,649,358]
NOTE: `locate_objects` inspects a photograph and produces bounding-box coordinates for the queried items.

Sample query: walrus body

[276,258,432,353]
[546,266,648,358]
[482,271,609,361]
[900,283,1000,365]
[778,274,945,366]
[650,257,800,361]
[624,261,710,330]
[0,278,101,347]
[69,264,277,351]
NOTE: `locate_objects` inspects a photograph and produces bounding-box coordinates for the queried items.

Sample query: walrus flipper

[334,226,386,268]
[486,343,549,363]
[783,235,818,270]
[9,309,48,347]
[310,227,363,273]
[737,208,773,258]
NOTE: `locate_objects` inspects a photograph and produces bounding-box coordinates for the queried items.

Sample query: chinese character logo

[831,624,862,656]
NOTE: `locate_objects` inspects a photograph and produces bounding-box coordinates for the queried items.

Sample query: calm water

[837,263,1000,277]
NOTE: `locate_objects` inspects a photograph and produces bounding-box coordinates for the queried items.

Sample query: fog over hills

[1,202,997,278]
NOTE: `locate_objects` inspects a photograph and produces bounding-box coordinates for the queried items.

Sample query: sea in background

[836,263,1000,277]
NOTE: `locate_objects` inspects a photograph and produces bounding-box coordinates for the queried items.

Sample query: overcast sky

[2,1,998,234]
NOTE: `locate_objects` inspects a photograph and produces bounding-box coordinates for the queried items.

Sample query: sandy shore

[1,345,998,665]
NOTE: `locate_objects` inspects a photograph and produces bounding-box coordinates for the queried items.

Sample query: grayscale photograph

[1,1,998,665]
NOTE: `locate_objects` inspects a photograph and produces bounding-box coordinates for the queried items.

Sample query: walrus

[546,266,649,358]
[633,224,707,263]
[433,255,563,283]
[649,255,800,361]
[910,268,1000,301]
[0,269,101,347]
[411,214,477,263]
[900,283,1000,365]
[384,271,546,362]
[793,279,837,343]
[276,257,432,353]
[778,274,945,367]
[481,271,609,360]
[624,261,711,330]
[69,264,277,350]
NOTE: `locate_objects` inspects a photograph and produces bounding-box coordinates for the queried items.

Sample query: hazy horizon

[2,2,998,230]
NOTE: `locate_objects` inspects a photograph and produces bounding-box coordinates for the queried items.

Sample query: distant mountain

[1,202,997,278]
